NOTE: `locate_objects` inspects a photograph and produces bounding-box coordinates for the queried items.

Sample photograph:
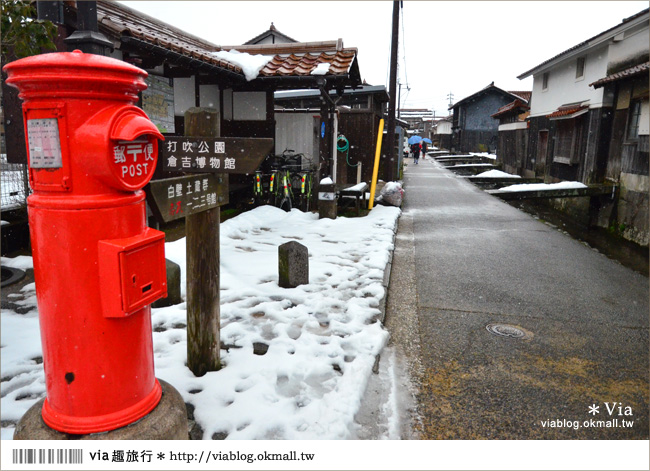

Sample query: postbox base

[13,380,188,440]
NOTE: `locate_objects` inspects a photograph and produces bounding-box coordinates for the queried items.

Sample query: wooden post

[185,108,222,375]
[385,0,400,182]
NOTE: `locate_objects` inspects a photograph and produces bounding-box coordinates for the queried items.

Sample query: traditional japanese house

[491,97,530,175]
[517,8,649,245]
[589,62,649,245]
[432,117,453,150]
[449,83,529,154]
[273,85,389,185]
[1,0,363,240]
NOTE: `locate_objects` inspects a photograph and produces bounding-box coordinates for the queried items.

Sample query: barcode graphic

[12,448,83,465]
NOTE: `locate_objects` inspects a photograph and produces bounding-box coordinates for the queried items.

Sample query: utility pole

[385,0,400,182]
[397,80,401,119]
[447,91,454,108]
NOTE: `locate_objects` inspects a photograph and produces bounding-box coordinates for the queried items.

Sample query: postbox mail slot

[98,228,167,318]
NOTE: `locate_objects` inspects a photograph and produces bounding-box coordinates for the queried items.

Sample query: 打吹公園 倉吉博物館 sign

[162,137,273,174]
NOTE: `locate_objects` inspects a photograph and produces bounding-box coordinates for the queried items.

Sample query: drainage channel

[510,200,649,277]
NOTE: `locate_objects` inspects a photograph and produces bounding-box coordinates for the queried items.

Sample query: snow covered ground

[0,205,401,440]
[497,181,588,192]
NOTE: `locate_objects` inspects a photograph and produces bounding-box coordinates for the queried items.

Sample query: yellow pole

[368,118,384,210]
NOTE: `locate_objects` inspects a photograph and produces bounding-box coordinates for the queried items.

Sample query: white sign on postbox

[27,118,63,169]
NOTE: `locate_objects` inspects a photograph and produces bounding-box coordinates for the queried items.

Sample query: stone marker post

[279,241,309,288]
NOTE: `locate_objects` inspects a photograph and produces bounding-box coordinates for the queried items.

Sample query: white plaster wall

[608,22,649,65]
[107,48,123,60]
[199,84,219,110]
[173,76,195,116]
[498,122,528,131]
[275,113,317,163]
[528,45,607,117]
[233,92,266,121]
[436,121,452,134]
[529,17,649,118]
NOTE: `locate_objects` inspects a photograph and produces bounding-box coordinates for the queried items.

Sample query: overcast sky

[119,1,647,116]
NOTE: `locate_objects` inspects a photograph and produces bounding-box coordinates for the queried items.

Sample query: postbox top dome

[3,50,149,102]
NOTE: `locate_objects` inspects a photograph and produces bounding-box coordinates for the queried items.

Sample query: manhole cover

[486,323,529,339]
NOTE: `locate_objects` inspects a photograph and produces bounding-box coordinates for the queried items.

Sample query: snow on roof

[212,50,274,81]
[311,62,331,76]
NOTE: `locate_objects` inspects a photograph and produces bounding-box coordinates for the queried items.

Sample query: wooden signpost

[162,136,274,175]
[147,174,228,223]
[149,108,272,376]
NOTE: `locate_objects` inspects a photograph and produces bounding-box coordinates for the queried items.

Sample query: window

[555,119,575,163]
[233,91,266,121]
[627,100,641,140]
[553,118,583,165]
[542,72,549,91]
[576,57,585,79]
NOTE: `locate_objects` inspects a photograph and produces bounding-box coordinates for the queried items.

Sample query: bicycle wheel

[279,197,292,212]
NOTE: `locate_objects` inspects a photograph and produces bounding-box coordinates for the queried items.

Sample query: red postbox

[4,50,168,434]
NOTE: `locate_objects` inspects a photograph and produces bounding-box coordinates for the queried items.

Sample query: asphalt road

[389,156,649,439]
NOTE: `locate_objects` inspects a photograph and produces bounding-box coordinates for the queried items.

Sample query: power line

[399,3,409,89]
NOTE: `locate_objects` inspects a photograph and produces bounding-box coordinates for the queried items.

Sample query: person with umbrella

[421,137,432,158]
[408,135,423,165]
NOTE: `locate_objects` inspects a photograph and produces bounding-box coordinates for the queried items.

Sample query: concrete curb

[378,219,397,324]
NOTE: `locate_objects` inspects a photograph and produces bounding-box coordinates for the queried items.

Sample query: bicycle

[291,168,314,212]
[251,149,316,212]
[268,168,293,211]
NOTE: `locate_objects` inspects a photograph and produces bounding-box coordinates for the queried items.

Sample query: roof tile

[96,1,358,83]
[590,62,650,88]
[491,99,530,118]
[546,104,589,119]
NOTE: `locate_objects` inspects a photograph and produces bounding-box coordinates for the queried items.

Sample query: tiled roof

[224,43,358,78]
[546,104,589,119]
[590,62,650,88]
[509,91,531,102]
[491,99,530,118]
[451,84,525,109]
[96,1,359,86]
[518,9,649,79]
[97,1,241,75]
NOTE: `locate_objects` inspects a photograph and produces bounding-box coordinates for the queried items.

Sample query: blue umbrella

[408,135,423,145]
[422,138,432,144]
